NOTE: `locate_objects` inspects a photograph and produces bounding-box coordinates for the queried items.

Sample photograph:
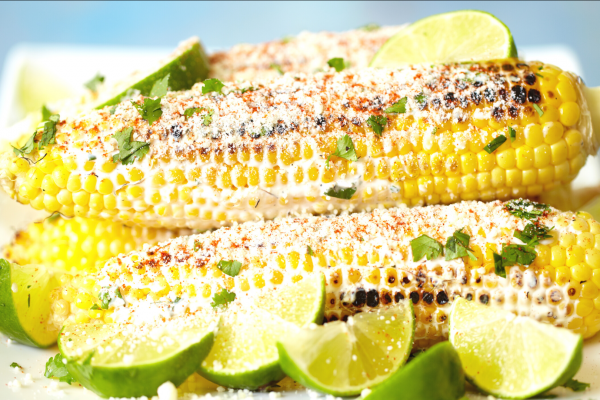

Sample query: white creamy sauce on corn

[88,201,594,346]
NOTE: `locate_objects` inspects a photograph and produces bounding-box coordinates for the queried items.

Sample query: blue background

[0,1,599,83]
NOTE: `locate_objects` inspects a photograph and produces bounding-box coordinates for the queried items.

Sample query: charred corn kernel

[4,62,592,231]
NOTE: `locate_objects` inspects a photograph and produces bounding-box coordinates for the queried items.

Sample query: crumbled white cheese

[157,381,178,400]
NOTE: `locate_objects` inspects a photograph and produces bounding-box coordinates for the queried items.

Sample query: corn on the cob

[1,61,595,230]
[51,200,600,348]
[208,25,403,82]
[3,216,186,273]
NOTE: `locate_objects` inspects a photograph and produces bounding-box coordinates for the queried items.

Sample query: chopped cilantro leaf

[384,97,408,114]
[10,362,22,369]
[270,63,284,75]
[149,74,169,98]
[217,260,242,277]
[327,57,346,72]
[483,135,507,154]
[12,132,36,157]
[360,23,380,31]
[133,97,163,125]
[211,288,236,308]
[535,72,544,78]
[184,107,202,119]
[45,354,76,385]
[99,287,123,310]
[37,114,60,151]
[109,105,117,115]
[307,246,315,256]
[533,103,544,116]
[174,297,181,303]
[514,223,553,246]
[111,127,150,165]
[505,199,550,220]
[508,127,516,142]
[41,104,53,121]
[194,241,201,251]
[411,235,443,262]
[84,73,105,92]
[324,184,357,200]
[366,115,388,136]
[493,252,506,278]
[202,78,225,95]
[89,304,100,310]
[563,378,590,392]
[327,134,358,168]
[415,93,426,106]
[183,107,214,125]
[445,229,477,261]
[240,86,257,94]
[495,244,537,274]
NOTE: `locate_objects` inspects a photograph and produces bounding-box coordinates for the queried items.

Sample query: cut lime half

[370,10,517,68]
[449,298,583,399]
[277,301,415,397]
[199,274,326,390]
[363,342,465,400]
[0,259,60,347]
[58,315,217,398]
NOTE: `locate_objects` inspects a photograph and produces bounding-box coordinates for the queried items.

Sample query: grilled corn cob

[1,61,595,230]
[51,200,600,348]
[208,25,403,82]
[3,216,186,273]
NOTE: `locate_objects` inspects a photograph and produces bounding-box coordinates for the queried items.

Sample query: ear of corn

[3,216,186,273]
[1,61,594,231]
[208,25,404,82]
[49,200,600,348]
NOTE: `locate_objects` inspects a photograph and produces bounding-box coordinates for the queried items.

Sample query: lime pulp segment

[199,274,326,390]
[370,10,517,68]
[449,298,583,399]
[0,259,60,348]
[58,315,217,398]
[277,301,415,397]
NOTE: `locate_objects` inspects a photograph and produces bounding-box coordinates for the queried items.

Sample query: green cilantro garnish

[563,378,590,392]
[327,134,358,168]
[89,304,100,310]
[99,287,123,310]
[202,78,225,95]
[173,297,181,303]
[360,23,380,31]
[414,93,426,106]
[327,57,346,72]
[270,63,284,75]
[84,73,105,92]
[133,97,163,125]
[445,229,477,261]
[149,74,170,98]
[183,107,214,125]
[211,288,236,308]
[324,184,357,200]
[41,104,53,121]
[38,114,60,150]
[217,260,242,277]
[193,241,201,251]
[411,235,443,262]
[505,199,550,220]
[45,354,76,385]
[240,86,257,94]
[12,132,36,157]
[493,253,506,278]
[514,223,553,246]
[10,362,22,369]
[533,103,544,117]
[535,72,544,78]
[432,127,438,135]
[111,127,150,165]
[109,105,117,115]
[483,135,507,154]
[307,246,315,256]
[494,244,537,278]
[384,97,408,114]
[508,127,516,142]
[366,115,388,137]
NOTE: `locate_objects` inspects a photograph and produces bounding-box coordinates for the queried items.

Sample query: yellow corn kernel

[239,278,250,292]
[556,76,577,102]
[586,249,600,269]
[271,270,284,284]
[83,175,97,193]
[565,129,583,159]
[515,146,534,170]
[98,179,114,195]
[347,269,362,284]
[577,298,595,317]
[566,245,585,267]
[26,168,45,188]
[73,191,90,206]
[9,157,29,175]
[153,171,167,186]
[75,312,91,324]
[560,232,577,247]
[555,267,570,286]
[303,254,314,272]
[75,291,94,310]
[51,167,70,188]
[41,175,60,196]
[287,252,300,269]
[366,268,381,284]
[253,273,265,289]
[581,282,600,299]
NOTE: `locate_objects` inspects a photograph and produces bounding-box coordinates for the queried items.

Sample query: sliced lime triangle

[363,342,465,400]
[370,10,517,68]
[277,301,415,397]
[0,259,60,348]
[449,298,583,399]
[58,315,217,398]
[198,274,325,390]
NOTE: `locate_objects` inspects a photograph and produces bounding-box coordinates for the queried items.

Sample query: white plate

[0,44,599,400]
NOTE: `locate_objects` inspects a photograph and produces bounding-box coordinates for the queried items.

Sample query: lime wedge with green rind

[370,10,517,68]
[449,298,583,399]
[95,37,209,109]
[0,259,60,348]
[58,315,217,399]
[198,274,325,390]
[362,342,465,400]
[277,301,415,397]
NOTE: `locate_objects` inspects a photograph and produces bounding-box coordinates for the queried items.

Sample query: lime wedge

[95,37,209,109]
[58,315,217,398]
[199,274,325,390]
[449,298,583,399]
[370,10,517,68]
[277,301,414,397]
[363,342,465,400]
[0,259,60,348]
